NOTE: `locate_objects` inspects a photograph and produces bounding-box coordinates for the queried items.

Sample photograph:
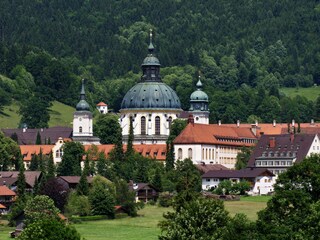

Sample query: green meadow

[0,101,75,129]
[280,86,320,101]
[0,197,269,240]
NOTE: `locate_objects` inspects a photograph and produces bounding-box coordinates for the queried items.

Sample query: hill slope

[0,101,75,129]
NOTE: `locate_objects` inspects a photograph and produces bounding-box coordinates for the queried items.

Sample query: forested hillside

[1,0,320,127]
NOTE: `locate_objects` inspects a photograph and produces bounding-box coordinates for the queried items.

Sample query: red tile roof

[83,144,167,161]
[0,185,16,196]
[174,123,256,146]
[20,145,53,161]
[0,203,6,209]
[96,102,107,106]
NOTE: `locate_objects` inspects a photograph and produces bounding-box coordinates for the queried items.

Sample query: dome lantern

[76,79,90,111]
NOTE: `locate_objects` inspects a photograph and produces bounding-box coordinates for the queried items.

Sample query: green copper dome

[121,31,181,110]
[121,82,181,109]
[76,80,90,111]
[190,79,208,101]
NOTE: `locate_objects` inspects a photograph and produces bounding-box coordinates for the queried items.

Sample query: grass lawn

[0,220,14,240]
[74,205,167,240]
[280,86,320,101]
[0,197,270,240]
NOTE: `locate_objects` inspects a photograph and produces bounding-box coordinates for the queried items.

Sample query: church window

[188,148,192,159]
[155,116,160,135]
[79,126,83,133]
[141,116,146,135]
[168,116,172,129]
[178,148,182,159]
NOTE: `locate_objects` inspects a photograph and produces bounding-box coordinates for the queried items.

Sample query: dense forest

[1,0,320,126]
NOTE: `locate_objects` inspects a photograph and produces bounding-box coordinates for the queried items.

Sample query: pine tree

[77,157,89,196]
[165,141,175,172]
[17,158,26,198]
[46,151,55,179]
[126,117,134,158]
[97,153,107,176]
[152,167,163,192]
[10,132,18,143]
[33,176,40,195]
[38,148,46,174]
[36,131,42,145]
[29,154,39,171]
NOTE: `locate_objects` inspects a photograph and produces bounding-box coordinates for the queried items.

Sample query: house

[247,133,320,176]
[174,121,257,168]
[0,185,16,211]
[96,102,108,114]
[0,171,42,193]
[2,126,72,145]
[201,168,275,195]
[195,163,229,174]
[128,182,158,203]
[57,176,94,189]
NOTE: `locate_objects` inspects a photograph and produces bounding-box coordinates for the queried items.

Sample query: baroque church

[119,32,183,145]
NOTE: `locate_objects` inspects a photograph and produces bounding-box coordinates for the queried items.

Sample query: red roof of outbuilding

[96,102,107,106]
[0,185,16,196]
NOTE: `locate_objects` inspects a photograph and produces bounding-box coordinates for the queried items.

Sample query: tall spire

[148,29,154,54]
[80,79,86,100]
[141,29,161,82]
[196,74,203,90]
[76,79,90,111]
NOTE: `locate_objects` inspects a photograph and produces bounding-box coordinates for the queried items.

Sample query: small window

[79,126,83,133]
[178,148,182,159]
[206,179,210,182]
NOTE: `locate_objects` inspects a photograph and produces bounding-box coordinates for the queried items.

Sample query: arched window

[141,116,146,135]
[178,148,182,159]
[206,149,208,160]
[188,148,192,159]
[168,116,173,129]
[155,116,160,135]
[79,126,83,133]
[209,149,211,160]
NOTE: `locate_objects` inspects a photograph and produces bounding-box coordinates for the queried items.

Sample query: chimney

[237,120,240,127]
[269,137,276,148]
[3,180,6,186]
[188,114,194,125]
[273,119,276,127]
[218,120,221,126]
[292,119,295,127]
[255,120,259,126]
[311,119,315,125]
[290,132,294,143]
[251,124,257,136]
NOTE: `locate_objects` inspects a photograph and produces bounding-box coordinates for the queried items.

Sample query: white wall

[252,176,275,195]
[73,113,93,137]
[120,110,180,144]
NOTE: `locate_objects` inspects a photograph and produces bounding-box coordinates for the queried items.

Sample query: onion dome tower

[120,30,182,144]
[73,79,100,144]
[189,76,209,124]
